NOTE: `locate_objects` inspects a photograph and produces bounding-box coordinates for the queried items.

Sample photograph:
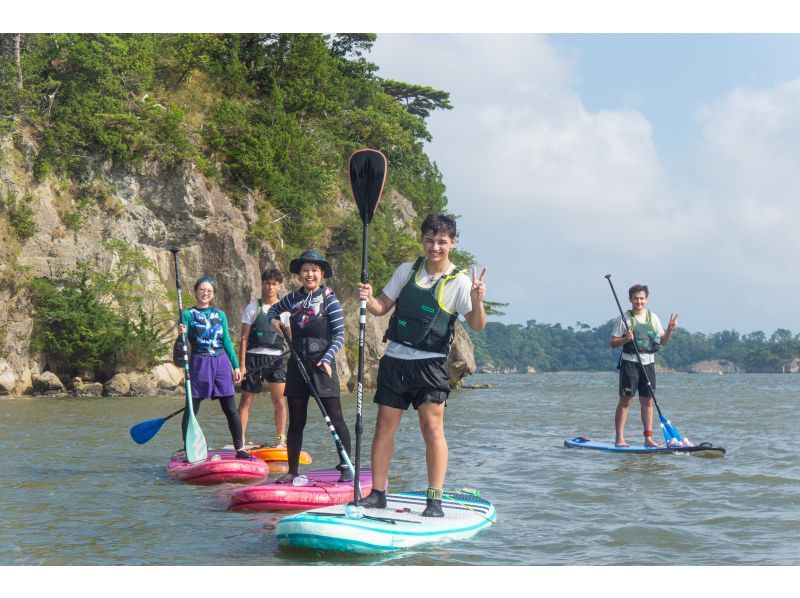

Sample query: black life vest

[289,287,333,361]
[247,299,285,350]
[385,257,467,354]
[622,309,660,354]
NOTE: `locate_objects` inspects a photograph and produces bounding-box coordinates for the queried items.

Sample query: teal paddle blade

[183,381,207,463]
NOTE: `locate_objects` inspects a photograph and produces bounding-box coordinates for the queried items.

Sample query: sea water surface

[1,372,798,566]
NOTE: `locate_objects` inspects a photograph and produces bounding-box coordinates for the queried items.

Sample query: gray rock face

[104,373,131,396]
[31,371,65,394]
[0,134,480,394]
[687,359,741,374]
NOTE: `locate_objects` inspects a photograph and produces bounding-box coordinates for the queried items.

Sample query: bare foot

[644,438,662,448]
[615,439,630,447]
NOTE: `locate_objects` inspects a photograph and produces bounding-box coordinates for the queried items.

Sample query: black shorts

[374,355,451,410]
[619,359,656,398]
[284,356,340,398]
[241,352,287,393]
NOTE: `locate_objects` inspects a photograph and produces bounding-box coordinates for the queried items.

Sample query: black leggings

[181,395,243,450]
[286,394,351,475]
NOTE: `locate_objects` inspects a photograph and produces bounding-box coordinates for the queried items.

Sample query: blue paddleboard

[564,436,726,456]
[276,489,496,554]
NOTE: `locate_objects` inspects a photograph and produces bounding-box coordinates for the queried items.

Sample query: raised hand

[668,313,679,331]
[471,265,487,302]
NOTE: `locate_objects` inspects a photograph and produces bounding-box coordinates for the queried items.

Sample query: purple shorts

[189,352,235,399]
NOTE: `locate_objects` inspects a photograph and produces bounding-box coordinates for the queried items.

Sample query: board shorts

[241,352,287,393]
[374,355,450,410]
[618,359,656,398]
[189,352,235,399]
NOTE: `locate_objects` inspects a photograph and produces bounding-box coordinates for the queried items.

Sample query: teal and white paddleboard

[276,490,496,554]
[564,436,726,457]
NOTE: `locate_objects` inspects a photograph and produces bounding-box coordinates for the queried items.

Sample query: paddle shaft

[604,274,666,419]
[280,327,354,474]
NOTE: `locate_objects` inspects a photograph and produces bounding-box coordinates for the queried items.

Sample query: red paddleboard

[228,468,372,512]
[167,450,270,485]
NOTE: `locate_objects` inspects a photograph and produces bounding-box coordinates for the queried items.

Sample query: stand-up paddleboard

[228,468,372,512]
[564,436,726,457]
[167,449,270,485]
[276,490,496,554]
[222,444,312,474]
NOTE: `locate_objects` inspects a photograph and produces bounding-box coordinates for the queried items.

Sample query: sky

[368,33,800,335]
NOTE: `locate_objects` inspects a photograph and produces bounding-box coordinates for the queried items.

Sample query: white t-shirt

[241,300,290,355]
[382,260,473,360]
[612,310,665,365]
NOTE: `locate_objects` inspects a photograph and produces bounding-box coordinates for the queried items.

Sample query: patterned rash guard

[181,306,240,369]
[266,287,344,365]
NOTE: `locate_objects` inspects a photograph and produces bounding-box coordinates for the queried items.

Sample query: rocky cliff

[0,131,476,395]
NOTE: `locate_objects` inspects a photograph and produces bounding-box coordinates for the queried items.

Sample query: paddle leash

[348,148,387,501]
[605,274,682,442]
[280,327,354,476]
[171,247,207,463]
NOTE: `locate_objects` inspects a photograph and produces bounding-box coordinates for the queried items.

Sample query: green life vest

[247,299,285,350]
[385,257,467,354]
[622,309,660,354]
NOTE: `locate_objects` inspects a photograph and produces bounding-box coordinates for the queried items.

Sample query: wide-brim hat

[290,250,332,278]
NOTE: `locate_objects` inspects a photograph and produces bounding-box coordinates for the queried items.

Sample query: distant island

[468,320,800,374]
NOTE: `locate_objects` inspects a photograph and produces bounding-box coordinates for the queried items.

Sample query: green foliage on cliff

[469,320,800,373]
[0,33,453,270]
[28,242,172,375]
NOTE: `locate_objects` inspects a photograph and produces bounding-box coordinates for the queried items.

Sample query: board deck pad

[564,436,726,456]
[276,490,496,554]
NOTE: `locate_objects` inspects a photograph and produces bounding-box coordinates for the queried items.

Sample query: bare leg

[615,395,633,446]
[640,396,659,446]
[269,382,287,444]
[370,405,404,492]
[237,391,255,442]
[418,402,447,489]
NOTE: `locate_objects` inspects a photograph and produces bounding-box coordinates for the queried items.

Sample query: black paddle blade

[349,149,387,225]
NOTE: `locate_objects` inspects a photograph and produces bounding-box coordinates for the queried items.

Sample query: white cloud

[371,34,800,332]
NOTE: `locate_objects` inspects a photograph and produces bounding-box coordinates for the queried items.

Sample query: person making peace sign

[354,213,487,517]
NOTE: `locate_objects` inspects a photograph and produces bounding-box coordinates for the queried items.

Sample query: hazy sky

[369,33,800,334]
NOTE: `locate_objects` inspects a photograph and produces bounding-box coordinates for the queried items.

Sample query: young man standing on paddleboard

[610,284,678,447]
[238,268,290,447]
[355,213,487,517]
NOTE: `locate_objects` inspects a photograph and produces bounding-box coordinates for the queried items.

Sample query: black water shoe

[235,450,253,459]
[353,490,386,509]
[422,498,444,517]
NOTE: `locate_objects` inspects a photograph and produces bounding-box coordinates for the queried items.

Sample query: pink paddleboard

[228,468,372,512]
[167,450,270,485]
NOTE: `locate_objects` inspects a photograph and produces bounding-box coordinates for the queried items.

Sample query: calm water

[1,372,798,566]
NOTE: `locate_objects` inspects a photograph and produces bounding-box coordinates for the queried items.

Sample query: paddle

[280,326,355,476]
[130,407,185,445]
[129,350,288,445]
[171,247,208,463]
[605,274,683,443]
[348,148,387,501]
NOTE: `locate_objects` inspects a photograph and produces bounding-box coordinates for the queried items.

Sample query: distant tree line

[468,320,800,373]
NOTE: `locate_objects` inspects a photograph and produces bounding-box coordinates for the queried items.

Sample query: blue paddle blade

[659,414,682,442]
[130,418,166,445]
